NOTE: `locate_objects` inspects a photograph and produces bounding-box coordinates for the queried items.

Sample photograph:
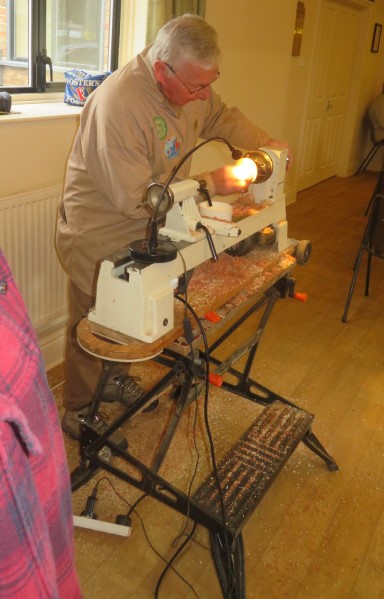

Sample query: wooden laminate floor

[48,171,384,599]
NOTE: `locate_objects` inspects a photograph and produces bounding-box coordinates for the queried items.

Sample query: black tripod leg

[365,193,374,216]
[365,252,372,296]
[342,247,365,322]
[356,144,380,175]
[210,531,246,599]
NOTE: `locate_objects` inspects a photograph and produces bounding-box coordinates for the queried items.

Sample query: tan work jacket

[56,47,270,296]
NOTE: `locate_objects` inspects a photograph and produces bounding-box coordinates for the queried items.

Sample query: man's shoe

[103,374,159,412]
[61,408,128,450]
[103,374,143,405]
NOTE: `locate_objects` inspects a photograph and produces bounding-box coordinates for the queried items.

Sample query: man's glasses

[165,62,220,95]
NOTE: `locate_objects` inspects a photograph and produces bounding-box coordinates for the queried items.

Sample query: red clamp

[209,373,223,387]
[204,310,221,323]
[293,292,308,303]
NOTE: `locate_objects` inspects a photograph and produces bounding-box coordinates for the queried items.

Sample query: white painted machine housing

[88,148,288,343]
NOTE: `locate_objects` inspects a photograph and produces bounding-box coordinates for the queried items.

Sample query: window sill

[0,96,82,123]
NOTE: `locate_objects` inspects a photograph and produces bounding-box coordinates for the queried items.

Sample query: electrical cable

[173,247,234,591]
[171,344,201,550]
[175,295,236,595]
[156,244,202,550]
[175,245,189,319]
[154,522,198,599]
[85,476,200,597]
[132,242,203,595]
[126,492,147,518]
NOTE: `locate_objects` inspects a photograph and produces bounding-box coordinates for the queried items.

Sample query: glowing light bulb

[233,157,257,184]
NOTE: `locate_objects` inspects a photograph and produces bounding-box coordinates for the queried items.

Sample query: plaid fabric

[0,250,82,598]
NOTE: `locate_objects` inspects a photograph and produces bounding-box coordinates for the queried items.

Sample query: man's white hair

[149,14,221,68]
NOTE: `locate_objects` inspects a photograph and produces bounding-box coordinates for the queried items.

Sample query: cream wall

[1,111,79,197]
[0,107,80,369]
[191,0,298,202]
[206,1,296,136]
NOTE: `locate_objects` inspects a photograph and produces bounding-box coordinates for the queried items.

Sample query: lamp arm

[148,137,242,254]
[153,137,242,222]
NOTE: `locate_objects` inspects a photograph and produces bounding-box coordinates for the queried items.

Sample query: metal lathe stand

[71,247,338,599]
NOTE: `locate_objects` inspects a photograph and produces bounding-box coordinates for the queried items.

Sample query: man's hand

[208,164,254,196]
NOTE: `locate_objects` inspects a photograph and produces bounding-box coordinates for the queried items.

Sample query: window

[0,0,121,92]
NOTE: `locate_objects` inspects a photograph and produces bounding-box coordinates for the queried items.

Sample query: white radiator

[0,185,68,369]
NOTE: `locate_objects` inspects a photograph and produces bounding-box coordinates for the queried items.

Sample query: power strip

[73,515,131,537]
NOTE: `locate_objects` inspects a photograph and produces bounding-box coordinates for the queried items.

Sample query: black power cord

[79,477,200,597]
[80,484,98,519]
[154,522,198,599]
[175,295,235,595]
[170,238,235,595]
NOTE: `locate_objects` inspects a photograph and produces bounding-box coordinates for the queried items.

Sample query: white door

[297,0,362,191]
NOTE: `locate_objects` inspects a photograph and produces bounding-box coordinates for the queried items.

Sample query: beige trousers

[63,282,103,411]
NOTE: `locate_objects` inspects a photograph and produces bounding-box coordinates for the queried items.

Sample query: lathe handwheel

[295,240,312,265]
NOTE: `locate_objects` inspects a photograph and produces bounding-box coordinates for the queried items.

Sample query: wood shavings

[231,194,271,219]
[171,248,295,353]
[186,246,290,317]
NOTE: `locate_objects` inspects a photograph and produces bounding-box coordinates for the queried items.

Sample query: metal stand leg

[151,365,196,472]
[202,285,339,472]
[302,428,338,472]
[210,531,246,599]
[88,361,113,420]
[70,361,114,490]
[70,355,194,490]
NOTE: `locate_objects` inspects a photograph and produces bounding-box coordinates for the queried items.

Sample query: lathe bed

[79,244,296,360]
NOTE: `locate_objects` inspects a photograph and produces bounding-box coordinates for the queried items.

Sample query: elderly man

[56,14,291,446]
